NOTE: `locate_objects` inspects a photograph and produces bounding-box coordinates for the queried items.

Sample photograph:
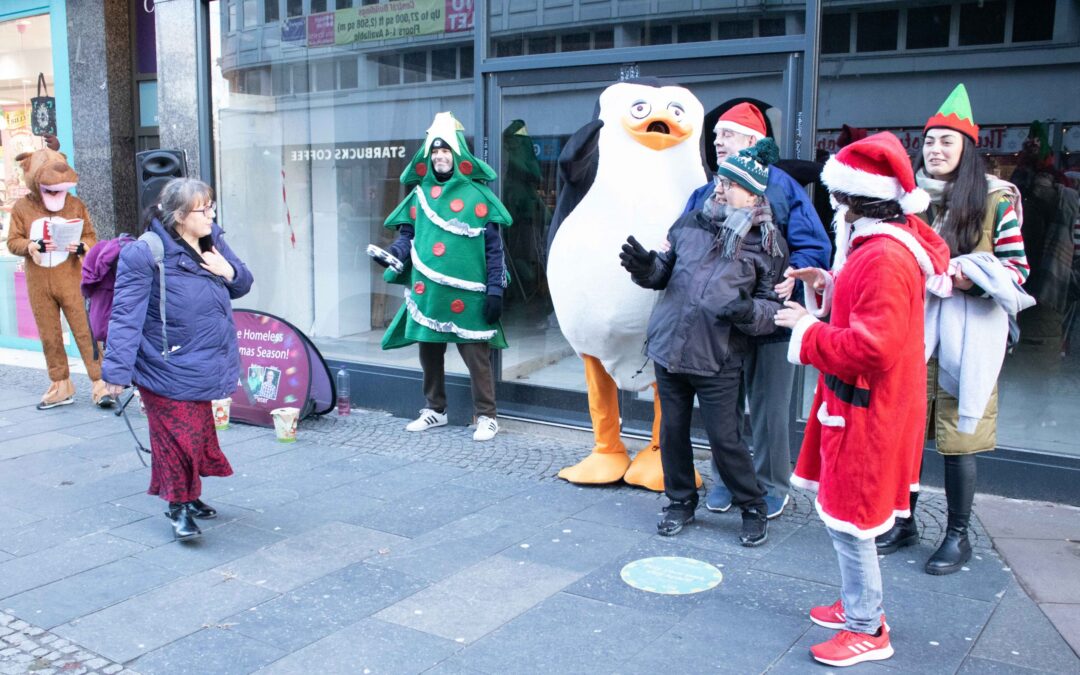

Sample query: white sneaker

[472,415,499,441]
[405,408,447,432]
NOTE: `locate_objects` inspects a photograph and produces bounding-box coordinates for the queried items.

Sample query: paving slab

[471,481,612,528]
[370,512,537,583]
[452,592,679,675]
[993,538,1080,604]
[132,627,287,675]
[0,503,148,557]
[345,461,472,501]
[976,495,1080,541]
[752,522,1013,603]
[616,602,808,674]
[375,555,581,644]
[956,655,1067,674]
[256,617,459,675]
[226,561,427,651]
[970,580,1080,673]
[133,522,287,575]
[764,626,897,674]
[51,571,277,664]
[234,489,386,536]
[0,430,81,460]
[215,521,407,593]
[1040,603,1080,656]
[1,557,180,628]
[498,517,648,575]
[0,532,147,600]
[353,483,509,538]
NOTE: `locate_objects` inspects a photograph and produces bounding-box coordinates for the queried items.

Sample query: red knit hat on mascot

[716,102,767,141]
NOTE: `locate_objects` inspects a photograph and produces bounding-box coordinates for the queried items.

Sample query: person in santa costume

[775,132,950,667]
[874,84,1032,575]
[369,112,512,442]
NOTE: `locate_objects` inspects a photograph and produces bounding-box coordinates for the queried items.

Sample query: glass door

[489,54,797,431]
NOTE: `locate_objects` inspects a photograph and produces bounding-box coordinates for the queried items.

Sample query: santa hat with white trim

[715,102,767,142]
[820,132,930,215]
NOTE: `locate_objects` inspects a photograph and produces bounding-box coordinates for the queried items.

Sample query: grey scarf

[703,197,783,259]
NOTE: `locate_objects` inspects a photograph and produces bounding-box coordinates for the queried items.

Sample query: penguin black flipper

[546,118,604,263]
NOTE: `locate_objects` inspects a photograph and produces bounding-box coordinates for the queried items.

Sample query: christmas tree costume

[381,114,512,349]
[373,113,511,437]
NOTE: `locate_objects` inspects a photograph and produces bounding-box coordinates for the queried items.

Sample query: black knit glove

[483,294,503,324]
[619,236,655,278]
[718,288,755,324]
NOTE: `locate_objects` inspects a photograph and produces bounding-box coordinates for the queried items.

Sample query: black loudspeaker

[136,149,188,213]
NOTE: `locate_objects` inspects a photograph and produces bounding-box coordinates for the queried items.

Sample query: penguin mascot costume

[547,79,706,490]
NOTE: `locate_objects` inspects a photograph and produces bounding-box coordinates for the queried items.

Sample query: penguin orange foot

[557,451,632,485]
[622,445,702,492]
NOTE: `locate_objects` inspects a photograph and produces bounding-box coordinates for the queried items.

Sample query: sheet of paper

[45,218,83,266]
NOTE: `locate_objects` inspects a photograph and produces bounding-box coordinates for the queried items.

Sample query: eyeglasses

[191,202,216,216]
[713,176,733,191]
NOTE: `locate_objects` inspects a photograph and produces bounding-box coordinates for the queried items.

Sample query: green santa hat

[924,84,980,143]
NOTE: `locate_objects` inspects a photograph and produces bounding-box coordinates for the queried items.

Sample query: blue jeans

[828,527,884,634]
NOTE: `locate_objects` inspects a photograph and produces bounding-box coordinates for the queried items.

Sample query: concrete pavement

[0,360,1076,674]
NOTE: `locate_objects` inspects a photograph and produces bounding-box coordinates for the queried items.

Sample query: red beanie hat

[716,102,767,141]
[821,132,930,214]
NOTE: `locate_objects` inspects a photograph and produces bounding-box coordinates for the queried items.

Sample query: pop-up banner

[229,309,335,428]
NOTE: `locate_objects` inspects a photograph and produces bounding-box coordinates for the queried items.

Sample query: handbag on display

[31,73,57,137]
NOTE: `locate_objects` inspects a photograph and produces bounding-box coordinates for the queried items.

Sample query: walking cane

[115,388,152,467]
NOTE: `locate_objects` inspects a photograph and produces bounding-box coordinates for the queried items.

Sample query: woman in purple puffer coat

[102,178,253,541]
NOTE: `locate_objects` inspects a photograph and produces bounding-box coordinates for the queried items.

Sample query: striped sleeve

[991,197,1029,285]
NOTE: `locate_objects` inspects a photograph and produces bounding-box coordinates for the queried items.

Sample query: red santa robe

[788,215,950,538]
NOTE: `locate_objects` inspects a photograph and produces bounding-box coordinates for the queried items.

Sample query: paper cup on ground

[212,397,232,430]
[271,407,300,442]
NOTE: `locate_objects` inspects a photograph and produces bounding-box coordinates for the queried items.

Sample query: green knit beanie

[716,138,780,196]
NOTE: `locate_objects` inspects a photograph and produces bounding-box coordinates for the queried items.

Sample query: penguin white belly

[549,190,685,391]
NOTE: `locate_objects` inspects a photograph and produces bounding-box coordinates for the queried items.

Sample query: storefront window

[814,0,1080,458]
[0,13,54,349]
[210,0,476,373]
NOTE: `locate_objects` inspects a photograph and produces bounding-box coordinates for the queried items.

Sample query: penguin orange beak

[621,111,693,151]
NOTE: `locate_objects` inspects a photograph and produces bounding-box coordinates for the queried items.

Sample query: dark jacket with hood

[635,208,788,376]
[102,218,253,400]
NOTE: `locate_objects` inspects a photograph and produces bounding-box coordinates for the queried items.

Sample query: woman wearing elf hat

[874,84,1032,576]
[776,132,950,666]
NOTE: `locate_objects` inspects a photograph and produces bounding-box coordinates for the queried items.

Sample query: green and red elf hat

[924,84,980,143]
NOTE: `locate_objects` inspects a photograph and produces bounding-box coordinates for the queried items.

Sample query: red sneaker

[810,601,891,632]
[810,625,894,667]
[809,599,846,629]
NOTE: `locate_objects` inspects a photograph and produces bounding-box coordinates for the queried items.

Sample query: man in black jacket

[621,139,788,546]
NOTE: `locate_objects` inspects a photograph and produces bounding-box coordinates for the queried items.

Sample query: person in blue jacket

[103,178,253,541]
[683,101,831,519]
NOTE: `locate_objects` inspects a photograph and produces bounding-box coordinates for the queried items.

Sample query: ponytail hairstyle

[914,135,988,255]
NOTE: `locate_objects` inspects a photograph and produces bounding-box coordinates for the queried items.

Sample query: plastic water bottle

[336,367,351,416]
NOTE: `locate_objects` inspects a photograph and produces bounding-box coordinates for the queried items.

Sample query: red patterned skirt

[140,386,233,503]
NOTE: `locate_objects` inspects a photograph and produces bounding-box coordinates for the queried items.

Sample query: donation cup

[212,397,232,430]
[134,389,145,415]
[271,407,300,442]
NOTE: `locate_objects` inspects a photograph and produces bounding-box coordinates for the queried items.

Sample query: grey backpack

[138,231,169,361]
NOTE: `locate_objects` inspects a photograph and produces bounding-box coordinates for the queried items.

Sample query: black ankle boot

[188,499,217,519]
[166,502,202,540]
[876,491,920,554]
[925,455,975,575]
